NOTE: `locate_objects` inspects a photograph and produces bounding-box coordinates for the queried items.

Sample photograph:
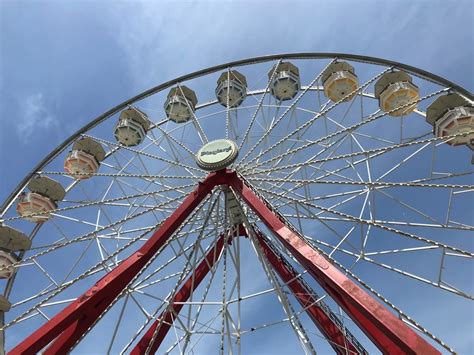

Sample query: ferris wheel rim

[1,52,473,353]
[1,51,473,217]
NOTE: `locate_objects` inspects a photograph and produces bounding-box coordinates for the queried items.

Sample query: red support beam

[228,172,440,355]
[10,172,222,355]
[253,228,363,355]
[130,232,227,354]
[131,224,246,354]
[10,170,441,354]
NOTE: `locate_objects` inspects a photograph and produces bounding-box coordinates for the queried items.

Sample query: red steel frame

[10,172,224,354]
[10,170,440,354]
[131,225,246,354]
[253,227,362,355]
[130,233,227,354]
[229,172,439,355]
[133,223,363,354]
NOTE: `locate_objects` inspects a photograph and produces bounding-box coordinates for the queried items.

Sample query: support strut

[253,227,366,355]
[10,170,440,354]
[228,173,440,355]
[131,225,247,354]
[10,173,222,355]
[131,231,226,354]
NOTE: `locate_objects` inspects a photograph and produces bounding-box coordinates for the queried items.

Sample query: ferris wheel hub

[196,139,239,171]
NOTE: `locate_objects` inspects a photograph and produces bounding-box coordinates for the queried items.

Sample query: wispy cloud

[17,93,57,139]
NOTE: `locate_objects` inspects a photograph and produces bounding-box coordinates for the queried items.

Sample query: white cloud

[18,93,57,139]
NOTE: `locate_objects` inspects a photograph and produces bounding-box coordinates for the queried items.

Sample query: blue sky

[1,0,473,201]
[1,0,473,353]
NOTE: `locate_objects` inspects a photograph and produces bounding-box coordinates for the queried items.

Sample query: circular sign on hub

[196,139,239,171]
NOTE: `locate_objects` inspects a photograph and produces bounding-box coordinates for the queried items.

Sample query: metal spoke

[3,54,472,355]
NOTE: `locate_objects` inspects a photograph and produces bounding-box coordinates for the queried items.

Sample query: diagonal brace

[131,226,245,354]
[252,226,366,355]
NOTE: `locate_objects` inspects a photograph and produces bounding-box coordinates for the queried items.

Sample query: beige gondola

[114,107,151,146]
[64,137,106,179]
[268,62,300,101]
[0,225,31,279]
[322,61,359,102]
[164,86,198,123]
[216,70,247,108]
[375,71,419,116]
[426,93,474,147]
[16,176,65,222]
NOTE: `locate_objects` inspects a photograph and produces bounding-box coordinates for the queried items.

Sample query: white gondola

[216,70,247,108]
[16,176,65,222]
[322,61,359,102]
[427,93,474,147]
[0,225,31,279]
[114,107,151,146]
[164,86,198,123]
[375,71,419,116]
[268,62,300,101]
[64,137,106,179]
[0,251,18,279]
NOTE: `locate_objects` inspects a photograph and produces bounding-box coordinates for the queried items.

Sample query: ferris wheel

[0,53,473,354]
